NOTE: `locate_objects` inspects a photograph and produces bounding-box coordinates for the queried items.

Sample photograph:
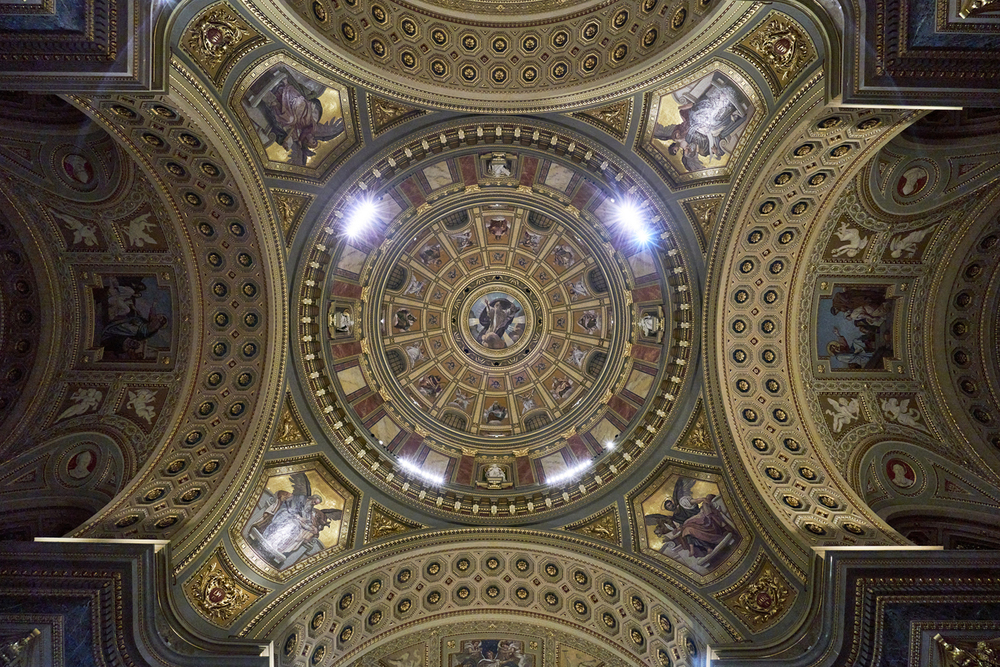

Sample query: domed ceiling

[253,0,760,111]
[3,1,1000,666]
[296,125,696,520]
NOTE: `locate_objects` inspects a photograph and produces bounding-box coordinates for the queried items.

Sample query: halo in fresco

[468,291,526,350]
[232,459,358,580]
[88,274,173,366]
[631,467,748,583]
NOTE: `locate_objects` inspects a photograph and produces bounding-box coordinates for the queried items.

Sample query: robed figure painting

[241,63,347,167]
[243,470,348,570]
[640,475,742,577]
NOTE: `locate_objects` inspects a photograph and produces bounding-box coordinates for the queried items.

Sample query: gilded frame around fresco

[229,51,359,181]
[229,453,360,582]
[628,463,750,585]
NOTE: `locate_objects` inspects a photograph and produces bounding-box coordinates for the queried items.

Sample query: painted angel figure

[566,345,586,368]
[644,477,738,562]
[449,389,472,411]
[825,396,860,433]
[653,75,749,172]
[830,221,869,258]
[889,226,935,258]
[248,472,343,567]
[51,210,99,247]
[57,387,103,421]
[882,397,921,428]
[245,67,345,166]
[124,213,158,248]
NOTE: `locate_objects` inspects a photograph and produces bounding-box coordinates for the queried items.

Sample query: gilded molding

[273,391,312,449]
[183,546,269,628]
[570,98,634,142]
[181,2,268,88]
[561,504,623,547]
[364,501,425,543]
[730,11,816,98]
[367,94,426,138]
[270,188,314,247]
[714,552,794,632]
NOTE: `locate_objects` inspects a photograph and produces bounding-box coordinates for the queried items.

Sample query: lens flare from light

[613,199,652,244]
[399,458,444,485]
[546,460,592,485]
[344,198,379,238]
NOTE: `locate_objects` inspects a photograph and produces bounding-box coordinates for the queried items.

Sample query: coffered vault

[0,0,999,666]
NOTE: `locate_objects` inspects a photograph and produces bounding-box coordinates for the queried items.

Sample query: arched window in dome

[386,348,406,375]
[527,211,555,231]
[587,267,608,294]
[586,351,607,378]
[441,411,467,431]
[386,265,408,291]
[523,411,552,432]
[442,209,470,230]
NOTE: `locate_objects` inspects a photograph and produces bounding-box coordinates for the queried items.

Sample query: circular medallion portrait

[468,292,526,350]
[62,153,97,187]
[896,165,928,198]
[885,457,916,489]
[66,447,99,480]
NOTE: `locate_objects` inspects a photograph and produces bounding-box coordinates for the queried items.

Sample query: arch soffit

[61,58,288,576]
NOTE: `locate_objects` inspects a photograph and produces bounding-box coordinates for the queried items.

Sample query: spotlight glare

[546,460,591,485]
[398,458,444,485]
[613,198,652,244]
[345,198,378,238]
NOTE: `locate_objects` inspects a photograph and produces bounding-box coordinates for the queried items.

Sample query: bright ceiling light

[398,458,444,485]
[546,460,591,485]
[612,198,652,244]
[344,197,379,238]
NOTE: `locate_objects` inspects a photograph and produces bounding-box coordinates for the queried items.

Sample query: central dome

[364,199,631,449]
[294,120,698,520]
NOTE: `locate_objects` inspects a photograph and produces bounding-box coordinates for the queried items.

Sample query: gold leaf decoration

[680,195,724,253]
[572,99,633,141]
[732,12,815,96]
[181,3,267,87]
[365,501,424,543]
[368,95,424,137]
[714,555,793,632]
[562,505,621,547]
[674,401,715,455]
[183,548,266,628]
[273,392,310,448]
[270,189,313,247]
[935,634,1000,666]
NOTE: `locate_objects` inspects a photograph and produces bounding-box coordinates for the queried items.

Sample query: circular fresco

[365,200,631,449]
[464,288,530,354]
[297,124,697,518]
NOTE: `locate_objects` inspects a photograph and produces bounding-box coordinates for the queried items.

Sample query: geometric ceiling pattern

[2,0,1000,666]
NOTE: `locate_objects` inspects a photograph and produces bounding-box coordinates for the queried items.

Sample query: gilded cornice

[291,116,701,523]
[239,0,763,113]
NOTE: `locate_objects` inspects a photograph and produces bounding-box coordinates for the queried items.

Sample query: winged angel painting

[243,470,347,570]
[641,475,741,576]
[241,63,346,167]
[648,71,754,177]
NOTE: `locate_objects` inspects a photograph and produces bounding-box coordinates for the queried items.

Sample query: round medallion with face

[468,291,525,350]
